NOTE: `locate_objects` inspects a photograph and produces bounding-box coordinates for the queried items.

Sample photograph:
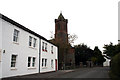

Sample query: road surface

[54,67,110,78]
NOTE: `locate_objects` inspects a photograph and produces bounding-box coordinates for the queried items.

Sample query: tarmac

[2,70,75,79]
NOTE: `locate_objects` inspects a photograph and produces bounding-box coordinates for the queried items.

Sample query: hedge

[110,53,120,79]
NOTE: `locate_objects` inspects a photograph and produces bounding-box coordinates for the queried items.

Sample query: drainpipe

[39,38,41,73]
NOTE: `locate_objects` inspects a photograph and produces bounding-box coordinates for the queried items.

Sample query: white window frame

[51,46,53,54]
[42,42,44,51]
[29,36,32,47]
[28,57,31,67]
[51,59,53,68]
[45,59,47,67]
[42,58,47,67]
[45,43,47,51]
[13,29,19,42]
[42,58,44,67]
[33,38,37,48]
[11,55,17,68]
[28,57,36,68]
[32,57,36,67]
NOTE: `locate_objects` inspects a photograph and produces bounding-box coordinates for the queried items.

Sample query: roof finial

[58,11,64,20]
[60,11,62,14]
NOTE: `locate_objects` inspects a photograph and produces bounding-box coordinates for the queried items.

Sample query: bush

[110,53,120,79]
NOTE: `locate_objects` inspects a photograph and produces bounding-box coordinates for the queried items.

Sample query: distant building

[103,55,110,67]
[54,13,75,69]
[0,14,58,78]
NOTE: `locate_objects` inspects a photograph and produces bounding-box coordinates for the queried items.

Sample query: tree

[103,42,116,57]
[93,46,106,66]
[103,42,120,58]
[74,44,94,65]
[110,53,120,79]
[68,34,78,46]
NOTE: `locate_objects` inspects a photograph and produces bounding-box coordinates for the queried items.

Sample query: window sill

[42,67,47,69]
[11,67,17,70]
[13,42,19,45]
[29,46,37,50]
[28,67,36,69]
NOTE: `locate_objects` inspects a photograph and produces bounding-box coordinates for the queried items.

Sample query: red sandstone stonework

[54,13,75,69]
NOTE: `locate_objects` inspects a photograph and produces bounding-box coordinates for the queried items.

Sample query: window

[51,46,53,54]
[51,60,53,68]
[42,58,44,67]
[32,57,35,67]
[42,42,48,52]
[28,57,31,67]
[13,29,19,42]
[29,36,32,46]
[42,42,44,51]
[42,58,47,67]
[28,57,36,68]
[11,55,17,67]
[45,59,47,67]
[33,38,37,48]
[45,43,47,52]
[29,36,37,48]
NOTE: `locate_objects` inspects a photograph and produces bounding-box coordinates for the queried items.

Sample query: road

[3,67,110,80]
[54,67,110,78]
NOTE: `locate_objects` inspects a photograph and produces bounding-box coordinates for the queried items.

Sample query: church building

[53,13,75,69]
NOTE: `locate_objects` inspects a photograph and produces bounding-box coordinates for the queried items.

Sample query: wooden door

[55,59,57,71]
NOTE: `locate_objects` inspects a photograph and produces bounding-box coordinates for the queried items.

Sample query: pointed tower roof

[58,12,65,20]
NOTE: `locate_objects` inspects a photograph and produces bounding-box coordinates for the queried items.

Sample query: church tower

[55,13,68,43]
[54,13,75,70]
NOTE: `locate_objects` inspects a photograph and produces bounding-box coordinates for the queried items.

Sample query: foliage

[75,45,105,66]
[75,44,94,65]
[110,53,120,79]
[91,57,97,64]
[103,42,120,58]
[93,46,106,65]
[103,43,120,79]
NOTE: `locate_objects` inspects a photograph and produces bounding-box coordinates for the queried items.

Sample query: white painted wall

[0,18,3,78]
[1,19,39,78]
[40,39,58,73]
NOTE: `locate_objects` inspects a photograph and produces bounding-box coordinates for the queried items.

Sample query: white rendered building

[0,14,58,78]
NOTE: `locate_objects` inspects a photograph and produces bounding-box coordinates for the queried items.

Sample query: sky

[0,0,119,51]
